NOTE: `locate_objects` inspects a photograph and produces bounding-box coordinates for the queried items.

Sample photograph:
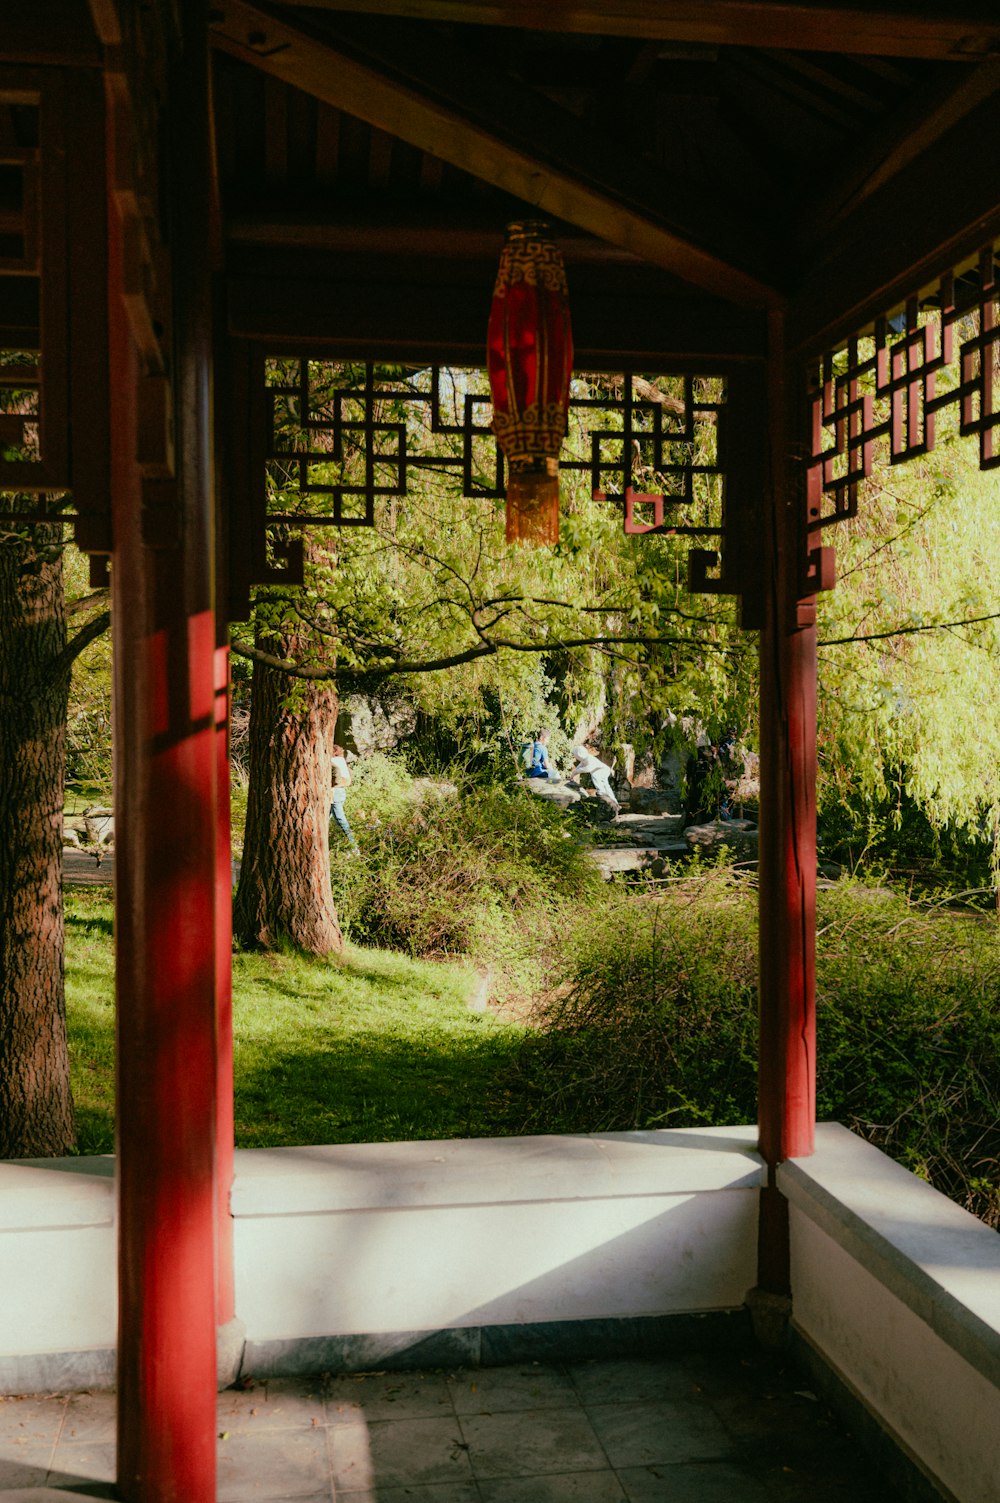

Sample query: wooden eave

[257,1,1000,61]
[789,82,1000,353]
[207,2,1000,359]
[210,0,788,309]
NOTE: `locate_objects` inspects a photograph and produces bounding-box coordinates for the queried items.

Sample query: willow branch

[819,609,1000,647]
[231,630,721,685]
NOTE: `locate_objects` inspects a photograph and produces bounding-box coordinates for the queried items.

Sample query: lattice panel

[0,71,112,569]
[809,246,1000,534]
[232,355,738,621]
[263,361,503,527]
[259,360,727,526]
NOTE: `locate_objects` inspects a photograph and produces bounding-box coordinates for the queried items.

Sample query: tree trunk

[0,527,76,1156]
[233,625,343,956]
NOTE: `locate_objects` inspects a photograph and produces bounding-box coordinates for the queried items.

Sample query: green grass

[65,889,529,1153]
[64,889,116,1154]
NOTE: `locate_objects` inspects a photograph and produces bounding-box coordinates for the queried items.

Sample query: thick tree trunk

[233,628,343,956]
[0,528,75,1156]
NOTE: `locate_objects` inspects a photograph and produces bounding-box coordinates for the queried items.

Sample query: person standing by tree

[331,742,359,853]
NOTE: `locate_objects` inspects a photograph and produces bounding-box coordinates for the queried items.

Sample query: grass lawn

[65,888,530,1154]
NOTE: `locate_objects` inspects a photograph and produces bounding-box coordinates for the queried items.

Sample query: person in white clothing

[571,744,621,816]
[330,743,359,851]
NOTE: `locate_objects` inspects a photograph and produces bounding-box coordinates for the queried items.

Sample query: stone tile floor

[0,1349,905,1501]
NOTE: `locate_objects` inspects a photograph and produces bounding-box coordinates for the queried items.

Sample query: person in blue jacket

[524,730,559,781]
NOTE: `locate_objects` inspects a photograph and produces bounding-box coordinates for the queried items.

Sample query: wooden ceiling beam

[803,57,1000,245]
[258,1,1000,61]
[227,267,766,363]
[210,0,786,308]
[226,212,647,263]
[789,87,1000,355]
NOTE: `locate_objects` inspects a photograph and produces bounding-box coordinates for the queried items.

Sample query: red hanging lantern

[487,220,573,545]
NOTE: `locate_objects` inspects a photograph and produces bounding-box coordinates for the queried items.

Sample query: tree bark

[233,622,343,956]
[0,527,76,1156]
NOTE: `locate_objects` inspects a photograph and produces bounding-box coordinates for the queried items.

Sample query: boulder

[84,806,115,847]
[338,694,417,757]
[624,787,681,816]
[524,777,581,809]
[684,817,758,857]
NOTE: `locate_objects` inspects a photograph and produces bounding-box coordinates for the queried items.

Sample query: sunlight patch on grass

[64,891,528,1153]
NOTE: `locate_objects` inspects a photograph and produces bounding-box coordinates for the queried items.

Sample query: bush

[331,773,601,995]
[515,873,1000,1226]
[815,882,1000,1225]
[516,869,759,1133]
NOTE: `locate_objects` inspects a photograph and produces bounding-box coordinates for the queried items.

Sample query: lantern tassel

[505,458,560,545]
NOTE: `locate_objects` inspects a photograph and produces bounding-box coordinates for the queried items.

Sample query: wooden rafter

[257,1,1000,60]
[803,56,1000,244]
[790,84,1000,354]
[210,0,786,308]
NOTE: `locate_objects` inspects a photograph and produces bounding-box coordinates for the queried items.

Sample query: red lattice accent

[809,247,1000,538]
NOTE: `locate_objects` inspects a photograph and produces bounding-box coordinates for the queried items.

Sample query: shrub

[516,869,759,1133]
[515,873,1000,1226]
[815,882,1000,1225]
[331,775,601,994]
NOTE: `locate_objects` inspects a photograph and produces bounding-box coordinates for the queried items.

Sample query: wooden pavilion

[3,2,1000,1498]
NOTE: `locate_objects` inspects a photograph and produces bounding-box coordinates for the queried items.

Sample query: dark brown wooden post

[757,310,818,1294]
[111,8,220,1497]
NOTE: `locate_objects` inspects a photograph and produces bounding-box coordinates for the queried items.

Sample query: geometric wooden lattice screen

[808,243,1000,598]
[0,68,111,572]
[228,351,766,623]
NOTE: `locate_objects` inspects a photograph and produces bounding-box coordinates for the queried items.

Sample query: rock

[84,806,115,847]
[589,841,689,880]
[624,787,682,816]
[684,818,758,856]
[62,827,81,849]
[338,694,417,757]
[524,777,581,809]
[616,812,686,842]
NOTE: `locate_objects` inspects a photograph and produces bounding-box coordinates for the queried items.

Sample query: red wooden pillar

[215,642,236,1330]
[757,311,818,1294]
[111,10,220,1499]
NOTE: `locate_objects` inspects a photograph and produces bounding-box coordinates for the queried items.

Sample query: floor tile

[216,1426,331,1501]
[479,1470,625,1501]
[618,1460,771,1501]
[326,1371,455,1423]
[448,1365,577,1415]
[338,1485,481,1502]
[239,1495,330,1503]
[0,1449,53,1489]
[60,1392,116,1445]
[0,1395,67,1446]
[587,1399,733,1468]
[345,1416,475,1492]
[218,1377,327,1434]
[459,1408,606,1480]
[568,1359,695,1407]
[46,1439,116,1486]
